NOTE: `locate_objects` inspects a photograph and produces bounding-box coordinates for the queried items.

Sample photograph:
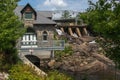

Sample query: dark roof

[54,18,76,22]
[21,3,37,16]
[14,4,56,25]
[14,6,24,18]
[38,11,53,18]
[33,12,56,24]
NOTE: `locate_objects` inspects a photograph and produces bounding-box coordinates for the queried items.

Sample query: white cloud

[44,0,67,8]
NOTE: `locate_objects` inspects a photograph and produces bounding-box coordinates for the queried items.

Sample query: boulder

[47,60,55,68]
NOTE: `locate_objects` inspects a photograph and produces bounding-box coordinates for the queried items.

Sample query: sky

[18,0,98,12]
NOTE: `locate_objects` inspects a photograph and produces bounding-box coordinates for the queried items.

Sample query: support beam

[68,28,73,36]
[36,30,41,47]
[60,27,64,33]
[51,50,54,59]
[76,28,82,37]
[83,28,88,36]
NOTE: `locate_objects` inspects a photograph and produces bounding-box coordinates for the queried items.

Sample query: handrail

[18,40,65,50]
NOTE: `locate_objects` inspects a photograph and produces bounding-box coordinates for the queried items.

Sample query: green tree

[0,0,24,70]
[80,0,120,66]
[61,10,71,19]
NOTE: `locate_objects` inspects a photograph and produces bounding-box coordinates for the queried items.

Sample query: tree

[80,0,120,66]
[0,0,24,69]
[61,10,71,19]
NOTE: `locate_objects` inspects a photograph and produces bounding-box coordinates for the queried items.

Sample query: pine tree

[61,10,71,19]
[0,0,24,67]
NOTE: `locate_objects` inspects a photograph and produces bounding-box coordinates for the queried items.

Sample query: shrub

[8,63,40,80]
[45,70,73,80]
[55,46,73,61]
[8,63,73,80]
[0,49,19,72]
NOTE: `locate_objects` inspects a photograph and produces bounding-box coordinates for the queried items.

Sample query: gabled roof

[14,4,56,25]
[20,3,37,16]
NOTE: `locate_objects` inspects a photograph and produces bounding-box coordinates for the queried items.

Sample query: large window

[22,33,37,45]
[43,31,48,41]
[25,12,32,19]
[21,28,37,48]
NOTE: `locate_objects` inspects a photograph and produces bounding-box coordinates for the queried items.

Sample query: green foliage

[0,0,25,67]
[0,54,12,72]
[8,63,40,80]
[55,46,73,60]
[8,63,73,80]
[0,52,19,72]
[0,0,24,52]
[61,10,71,19]
[45,70,73,80]
[80,0,120,64]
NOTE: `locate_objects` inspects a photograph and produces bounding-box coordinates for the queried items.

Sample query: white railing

[21,40,37,45]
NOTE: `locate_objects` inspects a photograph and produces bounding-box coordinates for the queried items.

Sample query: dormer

[21,3,37,20]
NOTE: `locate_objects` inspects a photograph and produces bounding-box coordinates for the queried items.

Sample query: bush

[8,63,73,80]
[8,63,40,80]
[0,53,12,72]
[55,46,73,60]
[45,70,73,80]
[0,49,19,72]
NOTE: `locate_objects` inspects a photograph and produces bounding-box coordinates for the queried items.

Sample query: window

[21,28,37,48]
[25,12,32,19]
[43,31,48,41]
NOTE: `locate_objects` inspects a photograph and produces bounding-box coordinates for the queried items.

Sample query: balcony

[17,40,65,51]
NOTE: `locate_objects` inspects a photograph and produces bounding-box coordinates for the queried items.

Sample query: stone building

[14,3,56,48]
[14,3,88,49]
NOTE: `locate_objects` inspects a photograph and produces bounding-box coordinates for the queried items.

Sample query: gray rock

[54,62,62,69]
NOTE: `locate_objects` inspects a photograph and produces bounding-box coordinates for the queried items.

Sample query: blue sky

[18,0,97,11]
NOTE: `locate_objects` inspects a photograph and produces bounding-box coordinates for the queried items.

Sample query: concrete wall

[18,52,47,77]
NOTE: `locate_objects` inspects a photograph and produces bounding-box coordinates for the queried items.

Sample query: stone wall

[34,25,54,47]
[18,53,47,77]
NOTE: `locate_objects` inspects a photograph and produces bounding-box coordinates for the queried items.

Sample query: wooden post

[68,28,73,36]
[76,28,82,37]
[51,50,54,59]
[83,28,88,36]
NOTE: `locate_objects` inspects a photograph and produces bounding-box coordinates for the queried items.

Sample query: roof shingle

[14,5,56,25]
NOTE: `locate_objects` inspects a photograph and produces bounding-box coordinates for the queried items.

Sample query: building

[15,3,58,49]
[15,3,88,50]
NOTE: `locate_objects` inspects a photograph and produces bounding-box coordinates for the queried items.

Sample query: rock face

[54,37,120,80]
[41,36,120,80]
